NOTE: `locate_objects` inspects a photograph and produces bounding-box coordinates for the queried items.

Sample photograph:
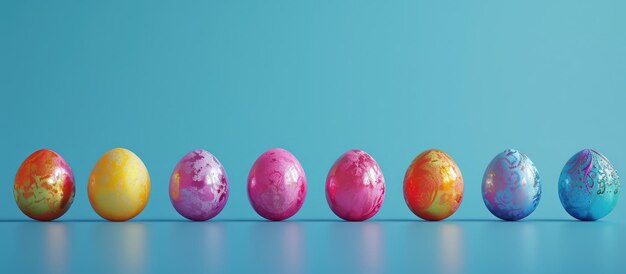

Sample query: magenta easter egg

[169,150,229,221]
[326,149,385,221]
[247,148,307,221]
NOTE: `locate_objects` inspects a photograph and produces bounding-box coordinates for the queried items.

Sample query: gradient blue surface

[1,1,625,273]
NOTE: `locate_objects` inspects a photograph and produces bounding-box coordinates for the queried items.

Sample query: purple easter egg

[482,149,541,221]
[169,150,229,221]
[248,148,307,221]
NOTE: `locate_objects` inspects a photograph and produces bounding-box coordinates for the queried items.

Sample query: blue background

[1,1,624,273]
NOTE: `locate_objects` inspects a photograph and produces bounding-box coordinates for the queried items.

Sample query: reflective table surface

[1,219,622,274]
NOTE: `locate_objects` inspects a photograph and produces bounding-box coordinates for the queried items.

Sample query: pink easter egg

[326,149,386,221]
[169,150,229,221]
[247,148,307,221]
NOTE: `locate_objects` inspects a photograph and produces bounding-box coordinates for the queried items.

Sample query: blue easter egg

[558,149,620,221]
[482,149,542,221]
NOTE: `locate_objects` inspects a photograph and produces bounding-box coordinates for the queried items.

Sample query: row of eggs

[13,148,620,222]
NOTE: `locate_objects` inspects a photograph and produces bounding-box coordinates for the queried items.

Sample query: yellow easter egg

[88,148,150,221]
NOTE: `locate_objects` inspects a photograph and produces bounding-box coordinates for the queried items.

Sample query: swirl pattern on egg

[482,149,541,221]
[558,149,620,221]
[403,149,464,221]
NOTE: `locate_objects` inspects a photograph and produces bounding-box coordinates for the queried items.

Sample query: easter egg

[403,149,463,221]
[14,149,75,221]
[482,149,541,221]
[170,149,229,221]
[88,148,150,221]
[558,149,620,221]
[247,148,307,221]
[326,149,385,221]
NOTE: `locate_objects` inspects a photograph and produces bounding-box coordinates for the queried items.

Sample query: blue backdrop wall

[1,0,624,221]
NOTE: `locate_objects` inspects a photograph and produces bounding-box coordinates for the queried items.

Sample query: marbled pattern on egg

[559,149,620,221]
[88,148,151,222]
[482,149,541,221]
[170,149,229,221]
[248,148,307,221]
[14,149,76,221]
[326,149,385,221]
